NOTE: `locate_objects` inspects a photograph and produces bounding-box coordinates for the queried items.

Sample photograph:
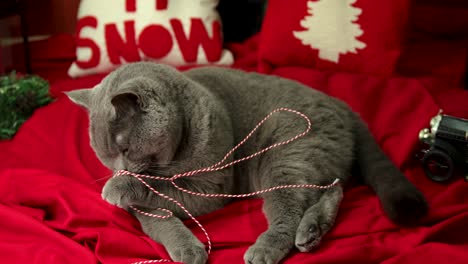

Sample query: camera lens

[422,149,454,182]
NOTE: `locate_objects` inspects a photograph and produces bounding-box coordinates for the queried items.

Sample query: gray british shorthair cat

[67,62,428,264]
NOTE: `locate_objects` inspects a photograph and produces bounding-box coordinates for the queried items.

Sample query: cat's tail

[351,112,428,225]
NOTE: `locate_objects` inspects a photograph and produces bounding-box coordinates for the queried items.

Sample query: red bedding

[1,35,468,264]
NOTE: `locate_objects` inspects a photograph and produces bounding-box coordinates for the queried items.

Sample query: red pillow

[258,0,410,76]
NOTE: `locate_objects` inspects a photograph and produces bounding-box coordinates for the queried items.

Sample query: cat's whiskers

[147,164,171,170]
[90,173,113,184]
[149,160,184,168]
[145,169,171,178]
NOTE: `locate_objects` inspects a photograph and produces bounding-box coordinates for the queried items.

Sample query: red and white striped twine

[114,108,340,264]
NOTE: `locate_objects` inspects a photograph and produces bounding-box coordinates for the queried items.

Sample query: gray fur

[67,62,428,264]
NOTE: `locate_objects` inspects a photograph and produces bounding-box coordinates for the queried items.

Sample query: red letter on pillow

[126,0,167,12]
[156,0,168,10]
[170,18,222,63]
[125,0,167,12]
[139,25,173,59]
[105,21,141,65]
[126,0,136,12]
[75,16,100,69]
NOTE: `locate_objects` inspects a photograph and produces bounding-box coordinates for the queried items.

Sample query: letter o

[139,25,173,59]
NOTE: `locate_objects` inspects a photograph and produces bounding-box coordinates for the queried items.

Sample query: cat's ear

[111,91,147,118]
[66,88,91,109]
[111,77,150,117]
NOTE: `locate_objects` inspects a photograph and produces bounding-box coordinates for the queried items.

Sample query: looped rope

[114,108,340,263]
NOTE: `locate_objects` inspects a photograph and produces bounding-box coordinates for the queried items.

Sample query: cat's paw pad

[295,222,330,252]
[101,176,141,208]
[244,245,286,264]
[170,244,208,264]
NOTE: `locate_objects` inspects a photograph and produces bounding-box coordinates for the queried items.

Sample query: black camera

[419,111,468,182]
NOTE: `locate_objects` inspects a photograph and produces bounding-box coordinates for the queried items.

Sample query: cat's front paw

[101,175,143,208]
[244,245,286,264]
[169,244,208,264]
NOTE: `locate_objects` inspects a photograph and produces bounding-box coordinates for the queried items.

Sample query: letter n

[105,21,141,64]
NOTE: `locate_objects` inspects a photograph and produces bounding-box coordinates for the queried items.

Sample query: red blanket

[1,40,468,264]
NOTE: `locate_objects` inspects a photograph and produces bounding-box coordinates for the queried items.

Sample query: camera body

[419,112,468,182]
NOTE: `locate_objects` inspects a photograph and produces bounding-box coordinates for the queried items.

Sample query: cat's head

[66,63,186,173]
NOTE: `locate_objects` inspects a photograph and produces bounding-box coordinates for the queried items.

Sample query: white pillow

[68,0,233,78]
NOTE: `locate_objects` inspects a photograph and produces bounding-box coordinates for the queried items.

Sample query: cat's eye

[122,148,129,155]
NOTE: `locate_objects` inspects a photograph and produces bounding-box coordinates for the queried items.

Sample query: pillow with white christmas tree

[258,0,409,76]
[68,0,233,78]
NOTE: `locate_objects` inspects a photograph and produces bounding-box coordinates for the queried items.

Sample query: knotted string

[114,108,340,263]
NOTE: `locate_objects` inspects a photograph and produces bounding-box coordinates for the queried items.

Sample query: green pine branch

[0,72,53,140]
